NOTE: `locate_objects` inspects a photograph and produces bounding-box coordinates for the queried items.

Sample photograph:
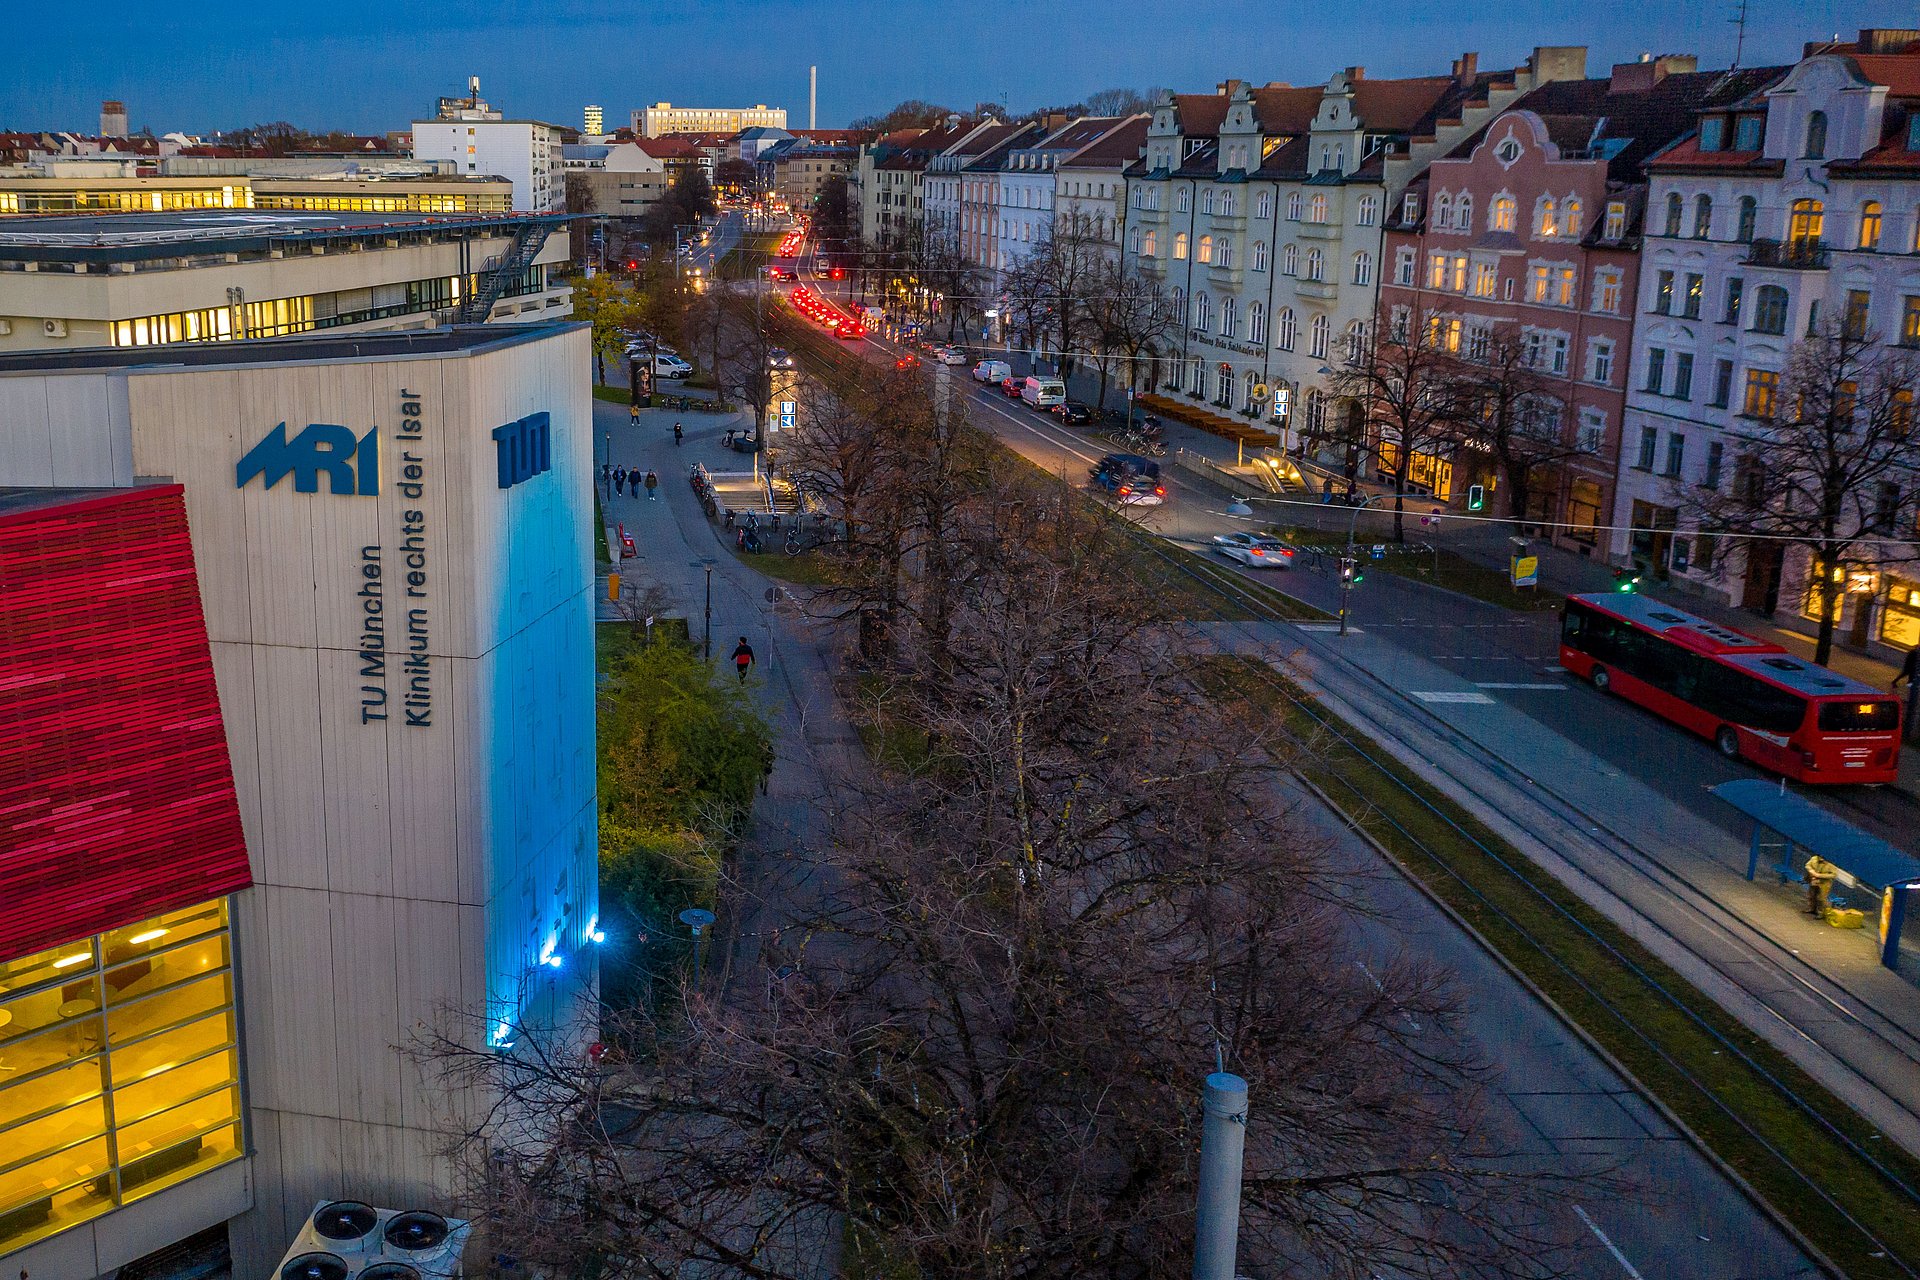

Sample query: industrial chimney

[810,65,817,131]
[100,100,127,138]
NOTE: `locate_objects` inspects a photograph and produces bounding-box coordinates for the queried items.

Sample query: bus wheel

[1715,726,1741,759]
[1590,666,1611,693]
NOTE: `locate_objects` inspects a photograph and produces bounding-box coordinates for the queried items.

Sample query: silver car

[1211,531,1296,568]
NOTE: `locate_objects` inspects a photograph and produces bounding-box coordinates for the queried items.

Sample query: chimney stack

[100,100,127,138]
[1343,65,1367,81]
[1451,52,1479,85]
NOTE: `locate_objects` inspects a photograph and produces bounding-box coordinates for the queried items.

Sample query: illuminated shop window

[0,899,242,1256]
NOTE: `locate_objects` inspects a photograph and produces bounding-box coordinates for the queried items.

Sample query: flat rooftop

[0,208,570,264]
[0,322,583,375]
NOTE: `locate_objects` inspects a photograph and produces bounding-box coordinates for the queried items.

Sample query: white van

[1021,376,1066,407]
[972,359,1012,384]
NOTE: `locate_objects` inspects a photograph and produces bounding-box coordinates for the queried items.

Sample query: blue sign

[491,412,552,489]
[236,422,379,495]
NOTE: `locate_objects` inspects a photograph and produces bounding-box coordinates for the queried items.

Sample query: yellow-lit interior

[0,899,241,1255]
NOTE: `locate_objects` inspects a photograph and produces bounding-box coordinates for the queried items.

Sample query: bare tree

[1439,323,1591,530]
[1087,257,1178,411]
[1686,322,1920,665]
[1332,300,1469,543]
[1084,88,1157,116]
[421,461,1582,1280]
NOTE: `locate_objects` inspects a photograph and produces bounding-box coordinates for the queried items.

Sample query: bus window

[1818,700,1901,732]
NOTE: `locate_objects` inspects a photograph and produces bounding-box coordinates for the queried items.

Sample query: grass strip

[1273,524,1561,612]
[1196,654,1920,1280]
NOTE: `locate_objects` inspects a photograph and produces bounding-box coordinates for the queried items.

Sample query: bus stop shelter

[1712,778,1920,971]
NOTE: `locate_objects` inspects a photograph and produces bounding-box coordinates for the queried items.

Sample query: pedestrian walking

[614,466,628,496]
[673,421,684,446]
[1804,854,1838,918]
[600,461,612,490]
[644,470,659,501]
[629,402,640,427]
[731,636,755,683]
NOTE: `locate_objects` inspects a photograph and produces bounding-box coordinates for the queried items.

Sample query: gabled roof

[1351,76,1459,132]
[1034,116,1129,153]
[635,135,704,159]
[1061,117,1149,168]
[1168,93,1231,137]
[1847,52,1920,96]
[1249,85,1322,135]
[959,121,1044,171]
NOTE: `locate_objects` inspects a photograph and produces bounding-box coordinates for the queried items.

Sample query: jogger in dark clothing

[731,637,755,682]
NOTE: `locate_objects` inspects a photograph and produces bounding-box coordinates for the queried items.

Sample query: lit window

[1860,201,1883,251]
[1173,231,1188,260]
[1743,368,1780,418]
[1491,195,1516,232]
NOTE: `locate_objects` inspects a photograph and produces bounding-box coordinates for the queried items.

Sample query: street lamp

[689,557,716,658]
[1338,493,1387,637]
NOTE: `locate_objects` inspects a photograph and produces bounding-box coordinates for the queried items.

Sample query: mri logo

[491,411,551,489]
[235,422,380,495]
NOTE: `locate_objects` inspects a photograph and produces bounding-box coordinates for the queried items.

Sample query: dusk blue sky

[0,0,1895,135]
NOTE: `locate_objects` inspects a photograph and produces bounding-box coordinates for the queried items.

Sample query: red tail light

[1117,485,1132,497]
[1250,548,1265,557]
[1154,485,1166,497]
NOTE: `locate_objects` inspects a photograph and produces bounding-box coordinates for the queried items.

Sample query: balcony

[1742,237,1830,270]
[1296,220,1342,241]
[1293,278,1339,302]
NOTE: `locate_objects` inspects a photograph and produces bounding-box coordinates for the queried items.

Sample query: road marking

[1472,682,1567,690]
[1410,691,1496,704]
[1296,623,1363,633]
[1573,1205,1647,1280]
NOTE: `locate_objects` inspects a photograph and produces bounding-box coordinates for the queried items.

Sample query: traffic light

[1352,562,1365,585]
[1467,483,1486,511]
[1614,568,1642,593]
[1339,557,1357,584]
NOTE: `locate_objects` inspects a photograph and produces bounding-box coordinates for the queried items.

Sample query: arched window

[1352,250,1373,285]
[1193,291,1210,329]
[1346,319,1367,362]
[1309,313,1331,359]
[1305,387,1326,436]
[1176,187,1190,212]
[1536,196,1558,237]
[1252,239,1268,271]
[1197,234,1213,264]
[1277,307,1296,351]
[1788,198,1824,245]
[1220,192,1235,216]
[1249,302,1267,344]
[1664,192,1683,237]
[1305,248,1323,280]
[1491,194,1516,232]
[1736,196,1757,243]
[1173,231,1188,259]
[1751,284,1790,335]
[1455,193,1473,230]
[1143,229,1157,256]
[1692,194,1712,239]
[1286,192,1302,220]
[1218,239,1234,268]
[1282,243,1298,275]
[1201,189,1215,214]
[1434,192,1454,228]
[1256,191,1272,219]
[1129,226,1141,253]
[1805,110,1827,158]
[1860,200,1883,250]
[1309,193,1328,223]
[1220,297,1237,338]
[1563,197,1582,236]
[1357,195,1378,226]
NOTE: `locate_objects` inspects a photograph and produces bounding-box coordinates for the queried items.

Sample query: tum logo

[491,412,551,489]
[235,422,379,495]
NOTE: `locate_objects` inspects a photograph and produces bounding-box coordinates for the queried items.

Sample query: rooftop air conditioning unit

[43,318,67,338]
[274,1202,471,1280]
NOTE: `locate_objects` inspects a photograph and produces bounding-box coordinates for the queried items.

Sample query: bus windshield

[1817,700,1902,733]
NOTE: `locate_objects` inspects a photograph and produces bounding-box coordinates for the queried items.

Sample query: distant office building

[561,141,670,218]
[0,323,598,1279]
[0,209,571,352]
[0,157,513,216]
[412,77,564,211]
[99,99,127,137]
[584,104,603,136]
[637,101,786,137]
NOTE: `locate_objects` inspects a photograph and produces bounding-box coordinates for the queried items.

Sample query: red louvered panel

[0,485,252,959]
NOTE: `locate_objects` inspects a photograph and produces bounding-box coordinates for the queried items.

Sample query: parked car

[973,359,1012,383]
[933,346,968,365]
[1211,531,1296,568]
[654,354,693,378]
[1052,401,1093,426]
[767,347,795,369]
[999,376,1026,399]
[1021,376,1067,408]
[1089,454,1166,506]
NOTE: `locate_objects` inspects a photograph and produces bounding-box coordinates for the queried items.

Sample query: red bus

[1559,593,1904,785]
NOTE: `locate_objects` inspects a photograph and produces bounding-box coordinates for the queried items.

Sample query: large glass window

[0,900,242,1256]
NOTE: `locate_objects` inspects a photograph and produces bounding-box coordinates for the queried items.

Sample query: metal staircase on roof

[456,220,553,324]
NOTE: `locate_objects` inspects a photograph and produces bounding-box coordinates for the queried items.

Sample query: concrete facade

[411,119,564,212]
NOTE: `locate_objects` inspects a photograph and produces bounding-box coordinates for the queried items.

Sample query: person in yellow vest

[1805,855,1839,918]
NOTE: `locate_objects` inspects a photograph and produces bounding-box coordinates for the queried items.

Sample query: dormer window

[1604,201,1626,240]
[1910,112,1920,151]
[1700,116,1726,152]
[1402,192,1419,224]
[1733,115,1763,151]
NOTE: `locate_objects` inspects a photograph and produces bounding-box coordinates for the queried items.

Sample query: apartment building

[1122,49,1589,455]
[0,209,571,354]
[921,119,1017,253]
[1054,116,1149,259]
[951,122,1047,272]
[986,117,1133,275]
[411,107,564,213]
[1617,30,1920,661]
[1379,55,1780,547]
